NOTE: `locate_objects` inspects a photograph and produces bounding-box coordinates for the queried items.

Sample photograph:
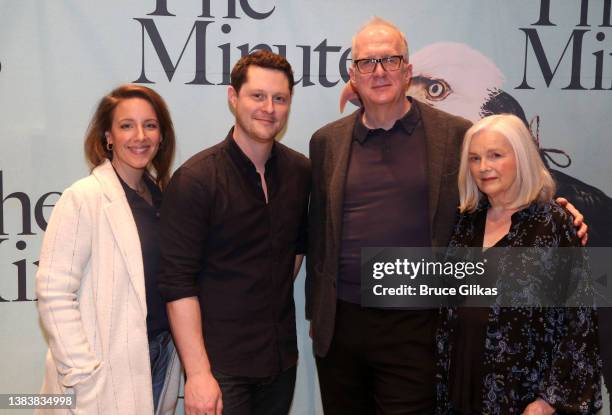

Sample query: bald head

[351,17,409,60]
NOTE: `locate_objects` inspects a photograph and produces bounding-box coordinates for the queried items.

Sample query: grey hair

[458,114,555,212]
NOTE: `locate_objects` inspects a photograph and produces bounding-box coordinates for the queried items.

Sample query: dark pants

[316,300,438,415]
[212,365,297,415]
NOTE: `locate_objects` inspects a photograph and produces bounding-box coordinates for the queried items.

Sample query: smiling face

[349,25,412,111]
[105,97,161,178]
[228,65,291,144]
[468,130,518,206]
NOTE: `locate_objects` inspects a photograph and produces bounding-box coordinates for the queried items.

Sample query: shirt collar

[114,168,162,209]
[224,127,277,174]
[353,96,421,144]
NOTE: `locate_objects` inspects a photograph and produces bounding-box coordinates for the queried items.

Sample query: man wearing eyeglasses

[305,17,472,414]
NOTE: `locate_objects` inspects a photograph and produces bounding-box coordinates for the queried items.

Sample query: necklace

[132,183,147,196]
[111,163,148,197]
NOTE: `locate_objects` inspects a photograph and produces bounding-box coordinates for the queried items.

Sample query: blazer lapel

[419,101,449,233]
[328,113,357,251]
[94,160,147,318]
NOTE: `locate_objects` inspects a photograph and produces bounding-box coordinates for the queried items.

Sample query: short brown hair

[230,50,294,95]
[83,84,175,189]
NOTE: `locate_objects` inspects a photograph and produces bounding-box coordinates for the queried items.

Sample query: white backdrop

[1,1,611,413]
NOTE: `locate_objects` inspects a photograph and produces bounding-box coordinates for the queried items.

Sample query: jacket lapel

[94,160,147,318]
[418,101,449,234]
[328,113,357,251]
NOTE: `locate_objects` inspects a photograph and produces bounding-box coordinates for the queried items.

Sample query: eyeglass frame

[352,55,405,74]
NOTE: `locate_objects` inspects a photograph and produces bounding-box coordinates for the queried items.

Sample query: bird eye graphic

[426,79,451,101]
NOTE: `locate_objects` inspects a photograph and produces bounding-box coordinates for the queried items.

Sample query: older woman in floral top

[436,114,601,415]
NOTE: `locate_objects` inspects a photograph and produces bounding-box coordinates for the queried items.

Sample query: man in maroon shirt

[306,17,587,415]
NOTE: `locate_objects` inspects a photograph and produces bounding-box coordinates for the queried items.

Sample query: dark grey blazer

[305,100,472,357]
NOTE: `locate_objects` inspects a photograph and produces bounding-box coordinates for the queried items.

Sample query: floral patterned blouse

[436,199,602,414]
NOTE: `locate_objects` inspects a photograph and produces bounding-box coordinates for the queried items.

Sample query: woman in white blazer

[36,85,181,415]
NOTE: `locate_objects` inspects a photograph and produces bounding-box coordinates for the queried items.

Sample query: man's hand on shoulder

[556,197,588,245]
[184,370,223,415]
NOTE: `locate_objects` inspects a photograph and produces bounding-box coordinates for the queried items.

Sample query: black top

[158,129,311,377]
[338,99,431,304]
[116,170,169,341]
[451,203,506,413]
[450,307,488,414]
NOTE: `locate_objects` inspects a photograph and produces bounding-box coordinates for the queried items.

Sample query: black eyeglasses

[353,55,404,74]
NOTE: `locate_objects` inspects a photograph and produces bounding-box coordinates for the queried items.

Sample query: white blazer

[35,160,181,415]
